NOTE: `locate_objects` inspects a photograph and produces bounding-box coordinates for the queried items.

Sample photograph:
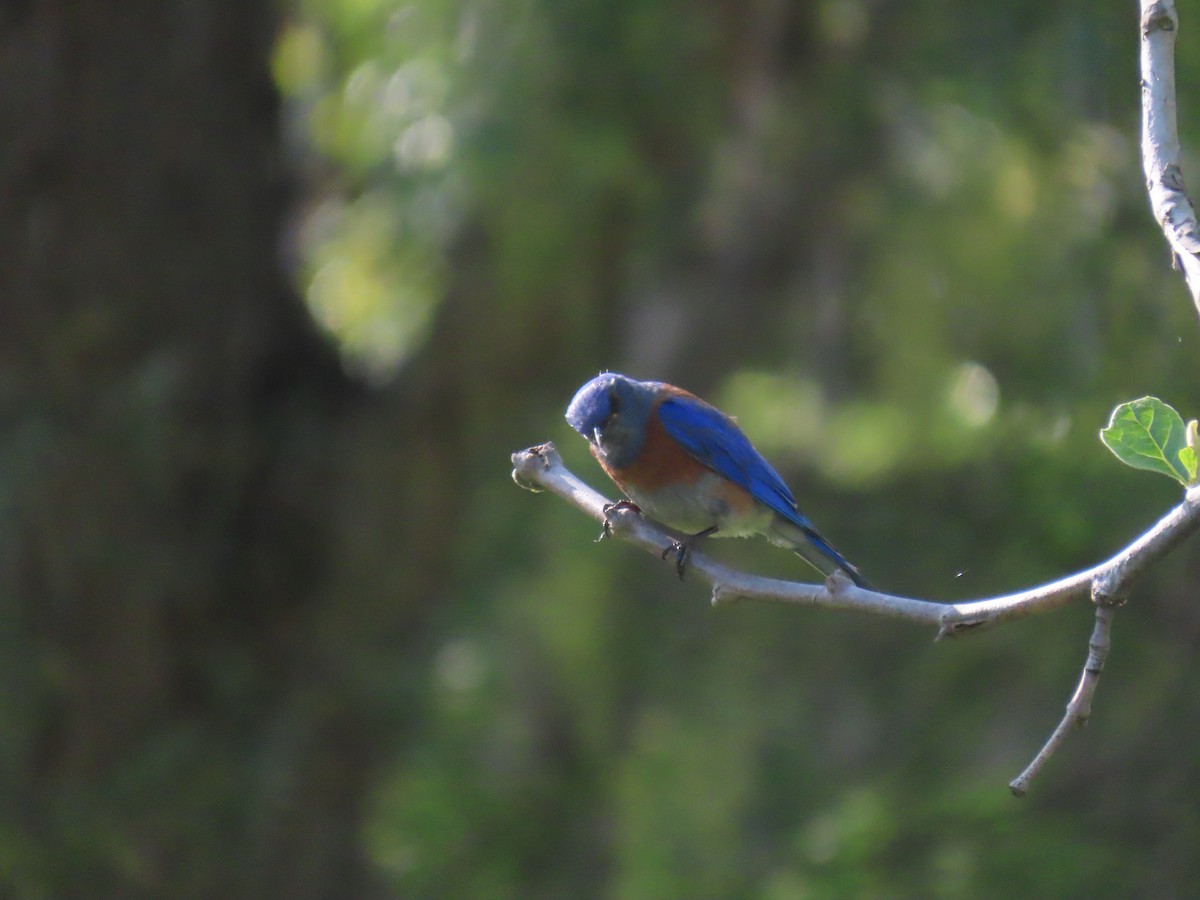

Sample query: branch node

[934,611,986,641]
[1090,574,1128,608]
[1162,162,1187,191]
[598,500,643,541]
[824,570,855,595]
[510,441,560,492]
[711,584,742,606]
[1144,6,1176,35]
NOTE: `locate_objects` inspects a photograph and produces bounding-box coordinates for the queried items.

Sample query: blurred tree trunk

[0,3,440,897]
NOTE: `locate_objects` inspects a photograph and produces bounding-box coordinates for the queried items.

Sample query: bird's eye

[608,390,620,416]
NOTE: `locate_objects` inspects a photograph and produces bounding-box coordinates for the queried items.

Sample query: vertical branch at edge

[1140,0,1200,311]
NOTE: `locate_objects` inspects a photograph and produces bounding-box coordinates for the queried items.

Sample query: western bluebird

[565,372,870,587]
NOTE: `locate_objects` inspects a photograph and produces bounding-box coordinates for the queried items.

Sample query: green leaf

[1180,445,1198,483]
[1182,419,1200,483]
[1100,397,1192,485]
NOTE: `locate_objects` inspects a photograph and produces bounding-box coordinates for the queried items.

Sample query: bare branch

[1002,0,1200,794]
[509,0,1200,804]
[512,443,1200,630]
[514,444,1200,792]
[1009,603,1116,797]
[1141,0,1200,311]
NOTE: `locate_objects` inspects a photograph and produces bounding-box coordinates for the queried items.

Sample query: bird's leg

[599,499,643,541]
[663,526,718,580]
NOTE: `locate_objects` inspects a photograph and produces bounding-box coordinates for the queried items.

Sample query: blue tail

[768,517,872,589]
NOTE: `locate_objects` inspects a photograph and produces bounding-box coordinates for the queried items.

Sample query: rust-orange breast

[602,409,711,496]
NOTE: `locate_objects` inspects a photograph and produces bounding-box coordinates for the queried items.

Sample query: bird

[565,372,870,587]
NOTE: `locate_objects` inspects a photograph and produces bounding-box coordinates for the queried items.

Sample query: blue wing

[657,390,871,588]
[655,393,812,528]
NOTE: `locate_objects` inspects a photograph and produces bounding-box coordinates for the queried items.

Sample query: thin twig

[1009,603,1117,796]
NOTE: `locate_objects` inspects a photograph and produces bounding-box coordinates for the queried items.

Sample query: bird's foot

[662,540,692,580]
[661,526,718,580]
[599,500,642,541]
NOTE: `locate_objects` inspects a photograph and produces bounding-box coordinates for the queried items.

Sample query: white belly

[623,472,773,538]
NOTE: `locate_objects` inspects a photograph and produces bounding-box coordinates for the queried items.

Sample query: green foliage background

[285,0,1199,895]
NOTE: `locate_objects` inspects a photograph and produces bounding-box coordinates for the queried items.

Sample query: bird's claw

[662,540,691,580]
[598,500,642,541]
[661,525,718,580]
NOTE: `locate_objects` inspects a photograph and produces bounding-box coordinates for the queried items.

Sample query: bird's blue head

[566,373,656,467]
